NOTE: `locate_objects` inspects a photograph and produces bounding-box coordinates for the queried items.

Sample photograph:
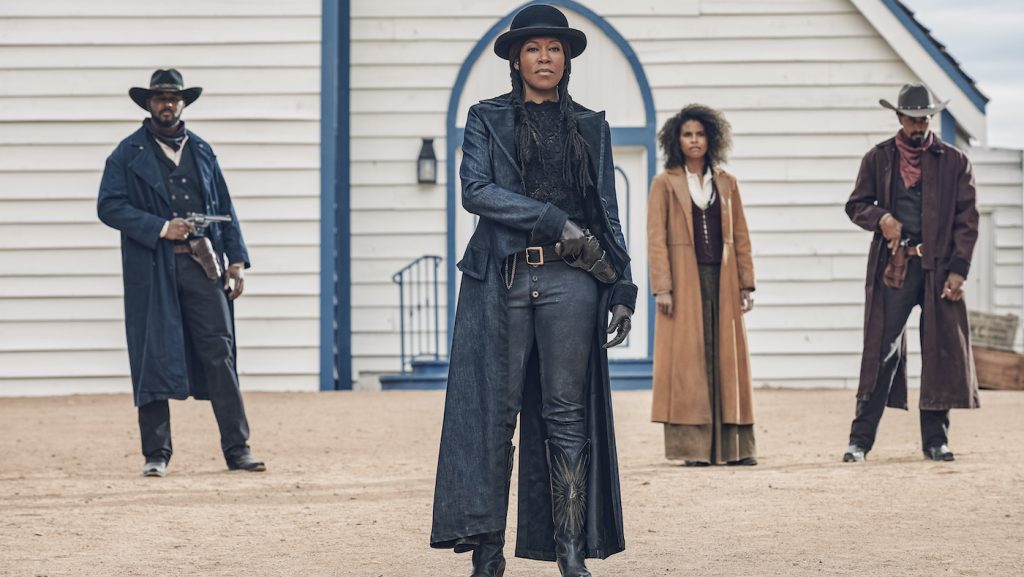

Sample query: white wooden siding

[2,0,1019,395]
[351,0,1022,390]
[0,0,322,395]
[971,147,1024,349]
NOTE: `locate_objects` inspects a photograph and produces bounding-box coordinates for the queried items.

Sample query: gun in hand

[185,212,231,237]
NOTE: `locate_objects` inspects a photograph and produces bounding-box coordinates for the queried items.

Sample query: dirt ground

[1,388,1022,577]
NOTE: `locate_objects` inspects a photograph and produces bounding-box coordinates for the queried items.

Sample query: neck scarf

[895,129,933,189]
[685,164,715,209]
[143,118,187,152]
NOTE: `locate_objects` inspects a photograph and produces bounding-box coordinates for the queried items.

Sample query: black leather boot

[470,445,515,577]
[469,533,506,577]
[547,440,592,577]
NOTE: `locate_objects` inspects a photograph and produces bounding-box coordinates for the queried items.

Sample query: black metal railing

[392,255,444,374]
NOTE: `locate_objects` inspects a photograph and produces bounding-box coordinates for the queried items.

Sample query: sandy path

[1,389,1022,576]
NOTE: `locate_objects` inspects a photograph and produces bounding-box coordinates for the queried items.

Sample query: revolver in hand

[185,212,232,238]
[184,213,231,280]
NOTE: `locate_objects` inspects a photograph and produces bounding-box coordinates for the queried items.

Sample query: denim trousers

[502,253,598,455]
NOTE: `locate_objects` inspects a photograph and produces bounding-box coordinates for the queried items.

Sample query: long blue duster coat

[430,94,637,561]
[98,126,250,407]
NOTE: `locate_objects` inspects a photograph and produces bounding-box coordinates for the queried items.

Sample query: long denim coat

[431,94,637,561]
[98,126,249,407]
[846,134,979,410]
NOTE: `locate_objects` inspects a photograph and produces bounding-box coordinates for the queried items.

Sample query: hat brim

[493,27,587,60]
[879,98,948,117]
[129,86,202,111]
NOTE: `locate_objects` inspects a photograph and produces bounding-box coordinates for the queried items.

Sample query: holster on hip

[562,235,618,284]
[883,247,907,289]
[188,237,223,280]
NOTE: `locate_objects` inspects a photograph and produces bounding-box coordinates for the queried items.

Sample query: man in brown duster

[843,84,979,463]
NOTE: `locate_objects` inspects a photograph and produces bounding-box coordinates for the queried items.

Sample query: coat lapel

[880,139,896,209]
[575,109,603,184]
[188,133,216,212]
[919,137,945,259]
[475,97,523,186]
[713,169,732,241]
[127,128,171,210]
[665,168,694,243]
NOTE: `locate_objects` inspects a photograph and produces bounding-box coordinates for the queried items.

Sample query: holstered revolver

[185,212,231,280]
[188,237,223,280]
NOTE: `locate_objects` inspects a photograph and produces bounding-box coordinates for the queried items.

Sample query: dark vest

[891,152,923,243]
[152,136,205,223]
[692,181,723,265]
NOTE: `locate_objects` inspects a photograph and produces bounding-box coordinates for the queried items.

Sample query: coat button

[532,275,538,282]
[531,290,539,299]
[182,178,187,183]
[171,194,176,200]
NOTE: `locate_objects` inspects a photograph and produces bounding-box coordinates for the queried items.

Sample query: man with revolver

[98,69,265,476]
[843,84,979,464]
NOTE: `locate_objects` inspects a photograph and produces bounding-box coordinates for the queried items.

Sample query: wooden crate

[968,311,1019,351]
[974,346,1024,391]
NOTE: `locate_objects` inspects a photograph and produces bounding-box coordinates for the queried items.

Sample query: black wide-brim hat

[493,4,587,60]
[129,68,203,111]
[880,83,948,117]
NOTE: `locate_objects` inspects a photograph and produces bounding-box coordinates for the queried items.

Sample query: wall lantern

[417,138,437,184]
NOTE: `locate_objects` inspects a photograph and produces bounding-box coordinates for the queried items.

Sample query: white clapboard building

[0,0,1020,394]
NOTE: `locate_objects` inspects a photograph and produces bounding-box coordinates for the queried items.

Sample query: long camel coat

[647,167,755,425]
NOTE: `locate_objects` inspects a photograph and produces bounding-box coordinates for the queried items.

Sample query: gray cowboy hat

[129,69,203,111]
[493,4,587,60]
[879,83,948,117]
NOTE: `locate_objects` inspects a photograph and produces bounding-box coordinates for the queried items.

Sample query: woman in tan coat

[647,104,757,466]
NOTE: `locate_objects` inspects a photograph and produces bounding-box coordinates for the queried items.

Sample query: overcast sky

[900,0,1024,150]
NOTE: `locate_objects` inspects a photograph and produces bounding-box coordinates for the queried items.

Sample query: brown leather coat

[648,168,755,425]
[846,134,980,410]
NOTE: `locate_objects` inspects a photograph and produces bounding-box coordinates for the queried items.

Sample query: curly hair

[657,104,732,170]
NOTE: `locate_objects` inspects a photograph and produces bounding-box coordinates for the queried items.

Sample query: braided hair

[508,38,593,196]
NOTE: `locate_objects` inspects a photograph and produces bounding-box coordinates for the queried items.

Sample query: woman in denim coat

[430,5,636,577]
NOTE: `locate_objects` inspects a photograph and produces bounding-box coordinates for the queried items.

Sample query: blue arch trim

[445,0,658,355]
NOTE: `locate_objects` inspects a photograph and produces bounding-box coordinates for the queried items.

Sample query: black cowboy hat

[879,83,948,117]
[493,4,587,60]
[129,69,203,111]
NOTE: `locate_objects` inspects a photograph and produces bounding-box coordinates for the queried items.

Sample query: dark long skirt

[664,264,756,464]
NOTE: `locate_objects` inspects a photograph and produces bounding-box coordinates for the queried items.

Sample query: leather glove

[603,304,632,349]
[562,235,618,284]
[555,220,588,258]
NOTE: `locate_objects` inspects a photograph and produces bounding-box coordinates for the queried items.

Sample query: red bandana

[894,130,933,189]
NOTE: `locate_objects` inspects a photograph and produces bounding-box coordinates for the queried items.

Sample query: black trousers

[849,258,950,451]
[138,254,251,463]
[503,255,597,455]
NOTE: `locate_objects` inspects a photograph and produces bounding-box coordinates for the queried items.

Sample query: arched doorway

[445,0,657,369]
